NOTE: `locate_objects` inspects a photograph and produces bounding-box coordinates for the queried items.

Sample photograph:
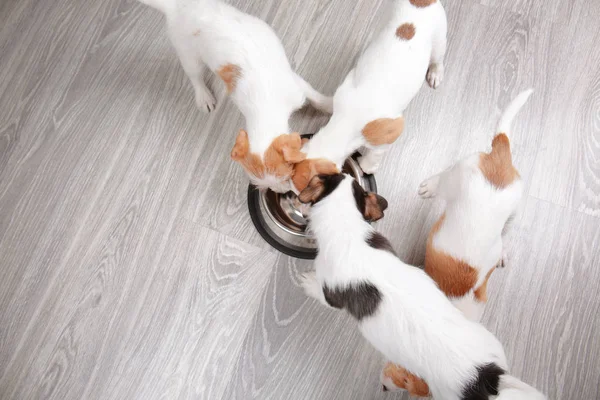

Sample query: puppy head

[291,158,339,193]
[231,130,307,192]
[381,362,430,397]
[298,174,388,222]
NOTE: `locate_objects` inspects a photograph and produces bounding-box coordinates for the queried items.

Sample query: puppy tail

[496,374,547,400]
[137,0,174,14]
[496,88,533,136]
[294,74,334,114]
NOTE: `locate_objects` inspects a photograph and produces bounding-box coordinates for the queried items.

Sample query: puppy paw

[426,63,444,89]
[195,89,217,113]
[418,175,439,198]
[358,156,380,175]
[498,250,509,268]
[300,271,323,301]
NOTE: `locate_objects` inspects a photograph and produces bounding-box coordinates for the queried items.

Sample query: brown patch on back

[424,214,478,298]
[396,23,416,40]
[409,0,437,7]
[479,133,520,189]
[383,363,430,397]
[362,117,405,146]
[474,267,495,303]
[217,64,242,93]
[292,158,339,192]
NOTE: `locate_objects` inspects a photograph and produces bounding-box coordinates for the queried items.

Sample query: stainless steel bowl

[247,147,378,259]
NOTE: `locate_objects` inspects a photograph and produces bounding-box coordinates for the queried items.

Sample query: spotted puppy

[380,89,534,396]
[298,173,546,400]
[291,0,447,192]
[138,0,332,193]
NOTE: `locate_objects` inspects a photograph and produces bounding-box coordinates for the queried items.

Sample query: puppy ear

[298,175,325,203]
[231,129,250,161]
[313,159,339,175]
[280,133,306,163]
[364,193,388,221]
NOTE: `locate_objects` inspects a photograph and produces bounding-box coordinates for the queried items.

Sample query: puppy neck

[309,178,371,244]
[245,115,291,153]
[305,115,363,168]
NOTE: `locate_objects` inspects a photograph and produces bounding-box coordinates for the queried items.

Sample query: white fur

[418,89,533,322]
[296,0,447,182]
[137,0,332,192]
[302,174,545,399]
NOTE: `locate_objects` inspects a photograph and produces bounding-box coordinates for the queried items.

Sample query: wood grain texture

[0,0,599,399]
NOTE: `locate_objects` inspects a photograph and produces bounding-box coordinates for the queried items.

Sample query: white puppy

[381,89,534,395]
[138,0,333,193]
[298,173,546,400]
[292,0,447,192]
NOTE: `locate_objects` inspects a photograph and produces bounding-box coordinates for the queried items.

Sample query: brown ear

[231,129,250,161]
[364,193,386,221]
[279,133,306,163]
[313,159,339,175]
[298,175,325,203]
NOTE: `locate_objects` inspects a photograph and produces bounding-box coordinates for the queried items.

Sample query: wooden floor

[1,0,599,399]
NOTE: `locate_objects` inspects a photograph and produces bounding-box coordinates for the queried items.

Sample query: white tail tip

[496,88,533,135]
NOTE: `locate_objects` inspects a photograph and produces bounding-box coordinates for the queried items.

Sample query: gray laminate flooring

[1,0,599,399]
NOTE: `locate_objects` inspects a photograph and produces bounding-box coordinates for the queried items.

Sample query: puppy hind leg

[426,10,447,89]
[175,48,216,112]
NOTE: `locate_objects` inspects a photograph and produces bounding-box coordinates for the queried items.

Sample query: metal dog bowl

[248,142,378,259]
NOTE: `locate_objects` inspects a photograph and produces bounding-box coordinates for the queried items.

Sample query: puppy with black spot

[298,173,546,400]
[137,0,333,193]
[381,89,536,396]
[292,0,447,192]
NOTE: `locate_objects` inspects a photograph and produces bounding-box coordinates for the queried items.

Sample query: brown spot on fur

[292,158,339,192]
[362,117,405,146]
[192,29,201,36]
[474,267,495,303]
[396,23,416,40]
[231,130,306,180]
[479,133,520,189]
[425,214,478,298]
[217,64,242,93]
[409,0,437,7]
[383,363,430,397]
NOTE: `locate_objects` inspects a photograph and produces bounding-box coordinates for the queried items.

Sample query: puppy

[292,0,447,192]
[138,0,333,193]
[298,173,546,400]
[381,89,534,395]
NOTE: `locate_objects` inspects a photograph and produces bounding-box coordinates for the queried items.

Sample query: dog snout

[382,384,388,392]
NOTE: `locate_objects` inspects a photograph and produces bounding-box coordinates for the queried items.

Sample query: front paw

[195,89,217,113]
[358,155,380,175]
[300,271,322,300]
[426,63,444,89]
[418,175,439,198]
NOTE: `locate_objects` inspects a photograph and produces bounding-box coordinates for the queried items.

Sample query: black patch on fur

[461,363,504,400]
[366,231,397,256]
[323,281,382,320]
[310,173,345,204]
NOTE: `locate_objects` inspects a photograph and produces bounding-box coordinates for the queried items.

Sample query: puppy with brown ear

[292,0,448,192]
[298,172,546,400]
[381,90,537,396]
[137,0,333,194]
